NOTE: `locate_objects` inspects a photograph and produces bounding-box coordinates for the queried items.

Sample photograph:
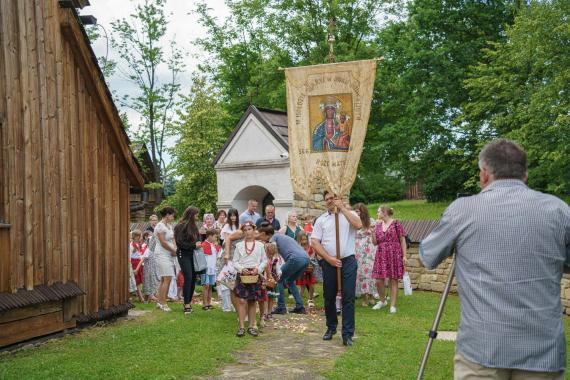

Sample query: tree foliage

[110,0,185,186]
[462,0,570,195]
[195,0,527,202]
[163,76,231,213]
[369,0,517,201]
[195,0,387,123]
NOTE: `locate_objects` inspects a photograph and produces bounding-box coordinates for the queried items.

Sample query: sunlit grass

[368,199,449,220]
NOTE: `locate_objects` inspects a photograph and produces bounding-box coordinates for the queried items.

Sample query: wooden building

[130,144,161,223]
[0,0,144,347]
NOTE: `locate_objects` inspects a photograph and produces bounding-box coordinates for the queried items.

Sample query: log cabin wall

[0,0,144,346]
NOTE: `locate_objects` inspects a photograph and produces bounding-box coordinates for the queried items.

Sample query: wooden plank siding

[0,0,144,345]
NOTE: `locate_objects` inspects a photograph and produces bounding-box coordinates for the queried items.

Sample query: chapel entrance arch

[232,185,274,217]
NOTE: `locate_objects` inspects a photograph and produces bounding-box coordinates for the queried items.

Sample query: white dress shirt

[312,211,357,258]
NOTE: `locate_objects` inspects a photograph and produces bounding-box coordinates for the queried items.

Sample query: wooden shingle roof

[400,220,440,243]
[0,282,85,312]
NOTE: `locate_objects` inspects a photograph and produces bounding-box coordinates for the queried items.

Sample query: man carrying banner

[284,57,377,346]
[311,191,362,346]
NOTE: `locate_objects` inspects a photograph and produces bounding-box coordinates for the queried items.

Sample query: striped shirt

[420,179,570,372]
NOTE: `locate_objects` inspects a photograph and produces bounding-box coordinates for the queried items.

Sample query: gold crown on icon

[320,95,341,111]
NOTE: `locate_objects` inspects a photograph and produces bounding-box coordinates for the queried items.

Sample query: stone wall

[406,244,570,316]
[292,191,326,219]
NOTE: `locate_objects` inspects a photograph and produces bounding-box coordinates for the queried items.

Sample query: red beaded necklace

[244,239,256,255]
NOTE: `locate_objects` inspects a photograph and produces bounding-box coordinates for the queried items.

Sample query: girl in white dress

[154,207,177,311]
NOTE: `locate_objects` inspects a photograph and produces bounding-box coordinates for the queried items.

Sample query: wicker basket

[240,274,259,284]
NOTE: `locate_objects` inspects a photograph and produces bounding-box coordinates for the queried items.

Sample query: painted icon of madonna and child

[310,95,352,152]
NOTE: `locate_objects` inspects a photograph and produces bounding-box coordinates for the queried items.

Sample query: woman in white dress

[154,206,177,311]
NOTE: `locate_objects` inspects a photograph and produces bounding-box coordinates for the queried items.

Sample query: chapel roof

[213,105,289,166]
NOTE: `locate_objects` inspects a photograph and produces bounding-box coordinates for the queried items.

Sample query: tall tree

[462,0,570,195]
[165,76,230,212]
[111,0,184,187]
[195,0,386,124]
[368,0,517,201]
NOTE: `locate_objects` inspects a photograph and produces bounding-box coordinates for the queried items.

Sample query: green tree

[462,0,570,195]
[164,76,230,212]
[85,25,117,79]
[368,0,517,201]
[110,0,185,189]
[195,0,386,124]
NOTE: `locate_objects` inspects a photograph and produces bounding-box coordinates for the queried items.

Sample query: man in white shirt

[239,199,261,225]
[311,191,362,346]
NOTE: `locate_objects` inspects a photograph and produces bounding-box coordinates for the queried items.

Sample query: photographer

[420,139,570,379]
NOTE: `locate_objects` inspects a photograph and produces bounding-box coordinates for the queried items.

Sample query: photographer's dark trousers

[177,250,196,305]
[321,255,357,338]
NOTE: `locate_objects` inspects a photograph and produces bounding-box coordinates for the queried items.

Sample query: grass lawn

[367,199,449,220]
[0,298,249,380]
[3,288,570,379]
[330,291,460,379]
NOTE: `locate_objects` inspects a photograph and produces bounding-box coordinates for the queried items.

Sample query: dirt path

[203,311,346,379]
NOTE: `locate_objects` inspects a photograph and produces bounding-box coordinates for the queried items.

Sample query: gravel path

[202,311,346,379]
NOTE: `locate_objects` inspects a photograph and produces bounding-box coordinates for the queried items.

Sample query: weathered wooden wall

[0,0,143,346]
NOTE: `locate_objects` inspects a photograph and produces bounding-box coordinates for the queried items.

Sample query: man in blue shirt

[420,139,570,379]
[239,199,261,225]
[258,224,309,314]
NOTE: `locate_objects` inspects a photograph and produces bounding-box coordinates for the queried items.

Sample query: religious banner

[285,59,377,199]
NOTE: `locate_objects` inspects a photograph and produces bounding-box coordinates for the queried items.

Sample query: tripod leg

[417,257,456,380]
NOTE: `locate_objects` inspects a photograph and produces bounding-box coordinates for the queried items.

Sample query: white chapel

[213,105,295,223]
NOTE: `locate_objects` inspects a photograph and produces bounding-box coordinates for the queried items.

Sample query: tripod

[416,255,456,380]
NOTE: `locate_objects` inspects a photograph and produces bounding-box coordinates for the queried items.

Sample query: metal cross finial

[328,17,336,63]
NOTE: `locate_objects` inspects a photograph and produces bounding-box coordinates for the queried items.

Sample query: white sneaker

[157,303,171,312]
[389,306,397,314]
[372,300,387,310]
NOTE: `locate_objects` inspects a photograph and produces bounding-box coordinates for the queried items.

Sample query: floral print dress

[355,218,376,296]
[372,221,406,280]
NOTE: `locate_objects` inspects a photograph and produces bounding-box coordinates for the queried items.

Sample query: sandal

[247,327,259,337]
[236,328,246,337]
[183,306,193,315]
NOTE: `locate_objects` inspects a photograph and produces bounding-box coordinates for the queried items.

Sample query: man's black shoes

[342,336,353,346]
[323,328,337,340]
[290,306,306,314]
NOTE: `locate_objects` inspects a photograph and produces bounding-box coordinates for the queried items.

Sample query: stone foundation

[406,244,570,316]
[292,191,326,220]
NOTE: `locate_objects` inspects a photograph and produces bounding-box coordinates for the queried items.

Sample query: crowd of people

[125,138,570,378]
[128,196,410,343]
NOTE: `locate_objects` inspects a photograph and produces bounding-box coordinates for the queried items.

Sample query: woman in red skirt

[232,221,267,337]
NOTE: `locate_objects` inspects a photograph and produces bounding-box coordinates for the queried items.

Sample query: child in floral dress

[264,242,282,320]
[295,231,317,308]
